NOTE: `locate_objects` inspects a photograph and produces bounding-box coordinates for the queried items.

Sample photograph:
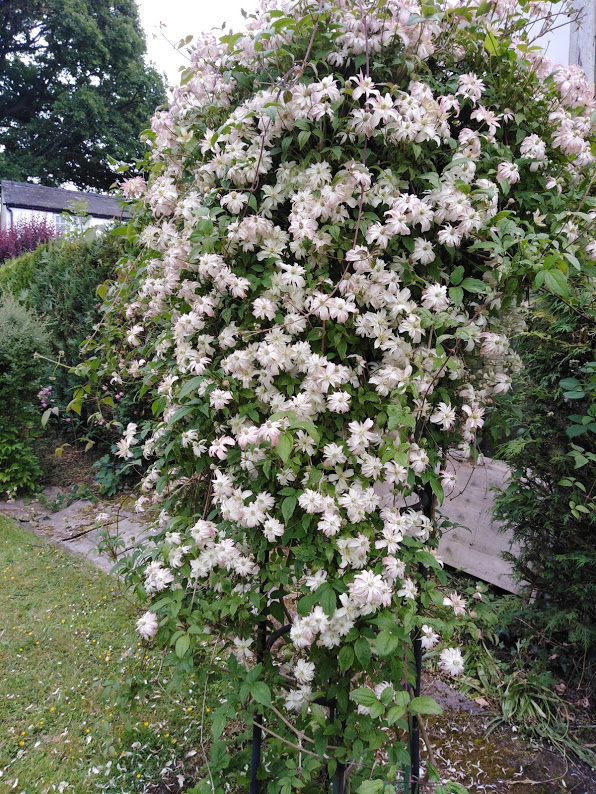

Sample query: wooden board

[437,457,526,594]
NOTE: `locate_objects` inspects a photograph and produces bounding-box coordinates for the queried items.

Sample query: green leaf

[376,631,400,657]
[354,637,371,667]
[320,586,336,617]
[288,419,320,443]
[310,703,327,725]
[448,286,463,306]
[379,686,394,705]
[178,375,205,399]
[460,277,487,294]
[416,550,443,569]
[338,644,354,673]
[357,782,384,794]
[298,130,310,149]
[169,405,196,424]
[250,681,271,707]
[428,477,445,504]
[436,784,470,794]
[560,378,580,390]
[484,31,499,54]
[282,495,297,523]
[567,424,587,438]
[427,762,440,782]
[350,688,378,707]
[211,708,227,740]
[386,705,407,725]
[409,696,443,715]
[297,590,319,616]
[543,269,569,298]
[175,634,190,659]
[450,265,464,285]
[276,432,293,463]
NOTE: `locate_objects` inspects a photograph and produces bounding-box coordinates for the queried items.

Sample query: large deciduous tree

[0,0,166,190]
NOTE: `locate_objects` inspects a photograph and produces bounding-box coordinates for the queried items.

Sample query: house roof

[0,180,128,219]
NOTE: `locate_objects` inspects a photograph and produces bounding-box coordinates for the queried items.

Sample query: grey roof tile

[1,180,129,219]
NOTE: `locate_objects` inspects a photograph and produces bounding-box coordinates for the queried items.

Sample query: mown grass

[0,516,213,793]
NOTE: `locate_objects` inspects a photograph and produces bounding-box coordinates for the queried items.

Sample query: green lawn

[0,516,208,793]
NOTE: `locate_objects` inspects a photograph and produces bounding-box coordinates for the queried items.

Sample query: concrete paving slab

[0,489,154,573]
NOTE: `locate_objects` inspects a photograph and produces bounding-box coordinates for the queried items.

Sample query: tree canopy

[0,0,166,190]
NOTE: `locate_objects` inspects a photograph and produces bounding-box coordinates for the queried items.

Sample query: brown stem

[252,721,322,758]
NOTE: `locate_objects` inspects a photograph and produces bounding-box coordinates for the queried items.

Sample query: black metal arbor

[249,484,434,794]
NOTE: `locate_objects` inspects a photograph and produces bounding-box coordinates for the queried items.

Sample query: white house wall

[0,206,111,232]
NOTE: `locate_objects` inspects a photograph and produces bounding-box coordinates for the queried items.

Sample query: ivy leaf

[409,696,443,715]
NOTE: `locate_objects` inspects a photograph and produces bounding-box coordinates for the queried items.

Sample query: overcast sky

[137,0,249,86]
[136,0,571,87]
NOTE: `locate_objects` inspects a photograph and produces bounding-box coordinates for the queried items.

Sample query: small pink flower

[136,611,159,640]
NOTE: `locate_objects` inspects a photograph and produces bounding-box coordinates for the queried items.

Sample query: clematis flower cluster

[94,0,596,783]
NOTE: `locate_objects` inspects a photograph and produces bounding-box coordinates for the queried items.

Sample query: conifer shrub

[0,232,122,405]
[0,294,50,495]
[494,290,596,679]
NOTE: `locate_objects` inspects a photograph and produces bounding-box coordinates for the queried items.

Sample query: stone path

[0,486,153,572]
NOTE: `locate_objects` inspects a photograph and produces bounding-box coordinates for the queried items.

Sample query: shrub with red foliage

[0,217,55,264]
